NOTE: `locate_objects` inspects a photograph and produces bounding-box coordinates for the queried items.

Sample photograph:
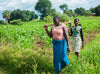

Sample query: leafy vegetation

[0,16,100,74]
[9,9,38,22]
[0,20,6,25]
[59,4,68,13]
[10,19,23,25]
[35,0,52,19]
[43,15,53,23]
[2,10,10,25]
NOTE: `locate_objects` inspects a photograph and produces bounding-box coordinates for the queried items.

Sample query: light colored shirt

[52,23,67,40]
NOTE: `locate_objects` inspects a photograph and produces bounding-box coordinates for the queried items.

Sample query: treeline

[1,0,100,25]
[35,0,100,20]
[9,9,38,22]
[35,0,100,22]
[1,9,38,25]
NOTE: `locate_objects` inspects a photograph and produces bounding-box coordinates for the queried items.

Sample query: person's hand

[67,48,70,53]
[82,41,84,49]
[43,25,48,30]
[67,45,71,53]
[68,20,71,24]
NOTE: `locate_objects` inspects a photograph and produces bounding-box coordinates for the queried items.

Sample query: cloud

[21,0,38,3]
[0,0,100,20]
[0,0,100,12]
[0,0,38,11]
[51,0,98,10]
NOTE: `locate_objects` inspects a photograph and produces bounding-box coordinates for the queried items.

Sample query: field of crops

[0,16,100,74]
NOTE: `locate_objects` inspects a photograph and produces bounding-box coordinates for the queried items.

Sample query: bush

[0,20,6,25]
[10,19,23,25]
[59,14,70,22]
[43,15,53,23]
[43,14,70,23]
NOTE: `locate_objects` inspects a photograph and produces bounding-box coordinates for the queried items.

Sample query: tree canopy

[95,5,100,16]
[90,8,95,13]
[9,9,38,22]
[85,10,92,16]
[59,4,68,13]
[2,10,11,25]
[35,0,52,19]
[74,7,86,15]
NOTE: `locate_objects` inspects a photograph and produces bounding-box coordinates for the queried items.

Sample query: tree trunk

[6,19,8,25]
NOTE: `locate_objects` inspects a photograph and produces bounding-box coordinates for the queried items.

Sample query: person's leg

[61,60,67,69]
[75,52,79,58]
[54,62,61,74]
[60,72,61,74]
[57,71,61,74]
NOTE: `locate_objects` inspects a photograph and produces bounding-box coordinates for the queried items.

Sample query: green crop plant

[0,16,100,74]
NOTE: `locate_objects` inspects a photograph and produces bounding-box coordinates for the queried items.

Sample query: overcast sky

[0,0,100,20]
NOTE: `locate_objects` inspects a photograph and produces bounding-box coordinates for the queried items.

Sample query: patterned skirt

[72,37,81,52]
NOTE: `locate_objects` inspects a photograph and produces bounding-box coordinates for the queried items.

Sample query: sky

[0,0,100,20]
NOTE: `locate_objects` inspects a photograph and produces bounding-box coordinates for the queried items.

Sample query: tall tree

[10,9,24,21]
[95,5,100,16]
[48,8,56,16]
[74,7,86,15]
[85,10,92,16]
[59,4,68,14]
[30,11,38,20]
[90,8,95,13]
[64,9,76,17]
[2,10,10,25]
[35,0,52,19]
[9,9,37,21]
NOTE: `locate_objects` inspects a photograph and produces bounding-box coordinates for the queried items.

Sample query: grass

[61,34,100,74]
[0,16,100,74]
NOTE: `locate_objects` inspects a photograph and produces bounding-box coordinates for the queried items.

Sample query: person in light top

[43,16,71,74]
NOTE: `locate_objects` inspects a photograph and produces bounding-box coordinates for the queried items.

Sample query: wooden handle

[41,24,53,27]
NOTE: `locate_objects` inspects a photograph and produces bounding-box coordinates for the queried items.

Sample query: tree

[2,10,10,25]
[59,4,68,14]
[85,10,92,16]
[90,8,95,13]
[65,10,71,17]
[35,0,52,19]
[30,11,38,20]
[64,9,76,17]
[74,7,86,15]
[48,8,57,16]
[95,5,100,16]
[9,9,37,22]
[10,9,24,21]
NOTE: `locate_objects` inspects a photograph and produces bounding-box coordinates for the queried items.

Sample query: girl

[69,18,84,58]
[43,16,71,74]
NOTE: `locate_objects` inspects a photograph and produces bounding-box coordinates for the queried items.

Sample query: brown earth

[34,28,100,51]
[84,28,100,45]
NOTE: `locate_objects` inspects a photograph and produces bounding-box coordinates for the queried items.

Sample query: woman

[69,18,84,58]
[43,16,71,74]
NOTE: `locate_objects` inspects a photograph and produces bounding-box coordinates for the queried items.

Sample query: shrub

[43,15,53,23]
[0,20,6,25]
[59,14,70,22]
[10,19,23,25]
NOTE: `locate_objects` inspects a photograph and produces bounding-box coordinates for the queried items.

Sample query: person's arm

[43,25,52,38]
[64,20,71,30]
[67,23,72,32]
[64,20,72,36]
[63,25,71,51]
[64,20,71,25]
[69,28,73,36]
[80,28,84,49]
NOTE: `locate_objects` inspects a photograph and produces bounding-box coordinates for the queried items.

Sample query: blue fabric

[52,39,70,73]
